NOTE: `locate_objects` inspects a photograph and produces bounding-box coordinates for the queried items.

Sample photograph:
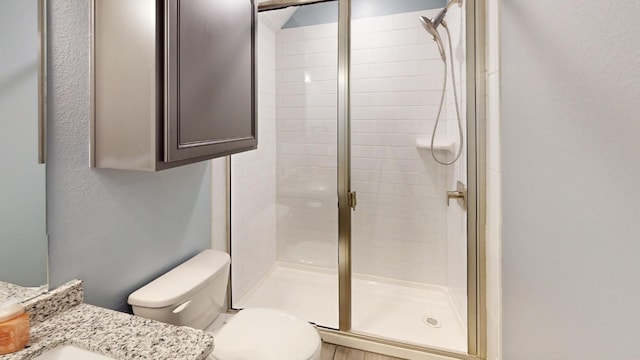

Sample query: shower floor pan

[235,262,467,353]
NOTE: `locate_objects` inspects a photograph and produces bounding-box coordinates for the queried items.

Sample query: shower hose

[431,23,463,165]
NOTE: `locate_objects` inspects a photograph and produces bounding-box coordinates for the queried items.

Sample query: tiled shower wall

[230,19,278,302]
[443,4,469,330]
[275,20,339,269]
[275,9,467,287]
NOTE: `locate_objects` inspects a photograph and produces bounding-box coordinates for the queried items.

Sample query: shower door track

[228,0,487,358]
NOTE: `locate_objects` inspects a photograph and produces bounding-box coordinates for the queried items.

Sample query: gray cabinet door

[165,0,256,162]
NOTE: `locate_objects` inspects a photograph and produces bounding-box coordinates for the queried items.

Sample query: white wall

[501,1,640,358]
[485,0,501,359]
[0,0,48,287]
[230,18,278,302]
[48,0,212,311]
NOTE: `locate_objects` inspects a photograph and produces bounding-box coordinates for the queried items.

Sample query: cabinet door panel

[166,0,256,162]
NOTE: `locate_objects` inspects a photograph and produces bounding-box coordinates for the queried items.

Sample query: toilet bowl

[128,250,321,360]
[207,308,321,360]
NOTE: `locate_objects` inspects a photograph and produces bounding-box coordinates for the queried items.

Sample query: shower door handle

[348,191,357,211]
[447,181,467,210]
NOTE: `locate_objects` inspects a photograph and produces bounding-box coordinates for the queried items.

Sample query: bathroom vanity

[1,281,214,360]
[91,0,257,171]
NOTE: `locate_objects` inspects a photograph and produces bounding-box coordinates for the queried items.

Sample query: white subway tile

[351,106,395,120]
[369,28,425,48]
[419,59,445,75]
[305,80,336,94]
[277,81,306,95]
[420,91,445,106]
[304,37,338,54]
[367,47,398,63]
[394,106,440,120]
[351,16,393,34]
[351,33,370,50]
[307,67,338,81]
[367,92,421,106]
[276,55,305,70]
[351,49,369,65]
[368,61,421,78]
[279,68,305,82]
[282,40,305,55]
[277,28,303,43]
[350,78,387,93]
[304,52,337,68]
[303,23,338,39]
[304,107,337,120]
[393,44,439,61]
[351,64,370,79]
[305,93,337,107]
[351,94,370,107]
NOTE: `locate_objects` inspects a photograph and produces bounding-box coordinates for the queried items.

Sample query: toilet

[128,250,321,360]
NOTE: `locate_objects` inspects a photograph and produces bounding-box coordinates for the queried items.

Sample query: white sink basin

[33,345,116,360]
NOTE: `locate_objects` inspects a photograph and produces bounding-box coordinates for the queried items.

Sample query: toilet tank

[128,250,230,330]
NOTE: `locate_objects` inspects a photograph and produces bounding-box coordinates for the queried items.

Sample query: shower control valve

[447,181,467,210]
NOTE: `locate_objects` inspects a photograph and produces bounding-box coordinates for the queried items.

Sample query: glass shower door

[230,0,479,355]
[230,2,340,329]
[348,0,469,352]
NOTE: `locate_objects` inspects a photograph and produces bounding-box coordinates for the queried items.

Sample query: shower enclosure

[229,0,482,357]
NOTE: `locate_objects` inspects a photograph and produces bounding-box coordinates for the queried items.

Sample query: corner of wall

[211,157,228,252]
[485,0,502,359]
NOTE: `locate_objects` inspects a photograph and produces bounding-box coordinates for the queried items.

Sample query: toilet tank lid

[128,250,230,309]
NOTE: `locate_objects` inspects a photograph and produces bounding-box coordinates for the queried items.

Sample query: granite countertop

[0,282,47,304]
[0,281,214,360]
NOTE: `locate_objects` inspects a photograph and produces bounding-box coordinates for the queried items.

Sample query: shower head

[419,0,462,62]
[419,15,446,62]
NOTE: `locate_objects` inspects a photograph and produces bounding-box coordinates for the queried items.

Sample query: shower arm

[446,0,463,9]
[433,0,463,28]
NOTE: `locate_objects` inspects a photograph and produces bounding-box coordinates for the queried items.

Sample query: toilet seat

[209,308,321,360]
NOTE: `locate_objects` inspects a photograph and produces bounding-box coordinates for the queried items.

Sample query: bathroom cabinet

[91,0,256,171]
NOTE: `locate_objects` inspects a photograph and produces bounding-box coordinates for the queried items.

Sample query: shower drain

[423,316,442,328]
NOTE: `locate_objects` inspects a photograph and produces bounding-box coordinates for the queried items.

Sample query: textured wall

[47,0,211,312]
[502,1,640,358]
[0,0,48,287]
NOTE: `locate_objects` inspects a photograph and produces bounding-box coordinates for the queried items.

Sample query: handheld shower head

[419,0,462,62]
[419,0,465,166]
[419,15,446,61]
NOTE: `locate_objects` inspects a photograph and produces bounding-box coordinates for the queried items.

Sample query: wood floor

[321,342,404,360]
